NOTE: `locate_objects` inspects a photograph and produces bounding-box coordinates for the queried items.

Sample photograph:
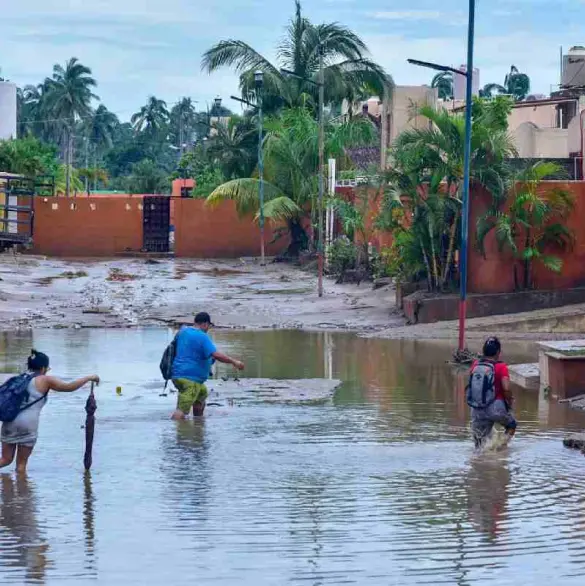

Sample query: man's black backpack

[160,334,178,385]
[0,373,43,423]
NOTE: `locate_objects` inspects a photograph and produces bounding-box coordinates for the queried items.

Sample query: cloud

[368,11,443,21]
[364,31,563,94]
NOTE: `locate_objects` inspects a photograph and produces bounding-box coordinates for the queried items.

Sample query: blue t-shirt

[171,327,217,383]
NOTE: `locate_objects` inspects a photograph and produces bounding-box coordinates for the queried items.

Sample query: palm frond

[206,178,286,217]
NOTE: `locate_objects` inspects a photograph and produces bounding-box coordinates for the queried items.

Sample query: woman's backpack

[0,373,43,423]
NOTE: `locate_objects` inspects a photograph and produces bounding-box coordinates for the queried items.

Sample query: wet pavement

[1,329,585,585]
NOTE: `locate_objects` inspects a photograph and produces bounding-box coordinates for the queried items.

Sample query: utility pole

[317,43,325,297]
[255,71,266,266]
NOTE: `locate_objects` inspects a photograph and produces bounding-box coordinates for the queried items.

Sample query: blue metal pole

[258,97,265,265]
[458,0,476,352]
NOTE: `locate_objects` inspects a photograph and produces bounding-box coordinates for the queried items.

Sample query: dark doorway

[142,196,170,253]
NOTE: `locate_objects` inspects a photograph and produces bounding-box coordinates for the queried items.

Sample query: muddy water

[1,329,585,585]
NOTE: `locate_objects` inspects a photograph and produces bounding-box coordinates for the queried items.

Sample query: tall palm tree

[504,65,530,101]
[201,0,393,116]
[169,97,197,155]
[85,105,119,190]
[478,65,530,101]
[44,58,98,196]
[131,96,169,136]
[431,72,453,100]
[207,107,376,255]
[206,115,257,179]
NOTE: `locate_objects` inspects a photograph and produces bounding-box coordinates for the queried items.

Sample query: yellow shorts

[173,379,208,414]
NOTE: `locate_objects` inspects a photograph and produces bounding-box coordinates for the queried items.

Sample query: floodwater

[1,329,585,585]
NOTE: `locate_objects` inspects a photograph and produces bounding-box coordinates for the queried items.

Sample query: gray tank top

[0,377,48,445]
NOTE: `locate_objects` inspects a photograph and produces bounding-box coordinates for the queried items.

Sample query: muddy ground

[2,253,584,341]
[0,254,400,332]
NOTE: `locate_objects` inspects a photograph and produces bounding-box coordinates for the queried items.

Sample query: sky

[2,0,584,122]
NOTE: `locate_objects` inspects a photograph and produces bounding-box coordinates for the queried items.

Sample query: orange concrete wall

[173,199,289,258]
[469,182,585,293]
[32,196,144,256]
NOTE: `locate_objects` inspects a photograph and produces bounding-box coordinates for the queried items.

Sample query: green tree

[206,115,257,179]
[377,96,517,291]
[504,65,530,101]
[207,106,376,255]
[202,0,393,116]
[131,96,169,137]
[84,105,119,190]
[169,98,197,154]
[0,137,59,177]
[478,65,530,101]
[126,159,170,194]
[431,72,453,100]
[43,58,98,197]
[477,161,574,290]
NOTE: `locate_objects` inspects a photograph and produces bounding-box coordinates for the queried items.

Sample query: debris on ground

[451,347,479,365]
[106,268,140,282]
[563,433,585,452]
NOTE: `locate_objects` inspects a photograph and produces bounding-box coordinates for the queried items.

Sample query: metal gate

[0,174,54,248]
[142,196,170,253]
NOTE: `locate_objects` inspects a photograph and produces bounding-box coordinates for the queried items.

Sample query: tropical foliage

[202,0,393,116]
[431,72,454,100]
[376,96,517,291]
[207,106,376,254]
[476,161,574,290]
[479,65,531,101]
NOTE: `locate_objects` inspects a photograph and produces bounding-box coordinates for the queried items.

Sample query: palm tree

[206,115,257,179]
[85,105,118,190]
[478,83,506,99]
[207,107,376,255]
[504,65,530,101]
[44,58,98,196]
[378,96,518,291]
[476,161,574,290]
[478,66,530,101]
[431,72,453,100]
[131,96,169,136]
[169,98,197,155]
[201,0,393,116]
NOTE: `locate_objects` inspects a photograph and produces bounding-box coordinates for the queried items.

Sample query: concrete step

[508,362,540,391]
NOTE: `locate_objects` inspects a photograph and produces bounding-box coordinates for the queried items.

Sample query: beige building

[507,96,585,159]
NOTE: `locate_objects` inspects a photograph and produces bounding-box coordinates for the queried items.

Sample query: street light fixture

[254,71,266,266]
[230,86,267,266]
[408,0,476,353]
[280,45,325,298]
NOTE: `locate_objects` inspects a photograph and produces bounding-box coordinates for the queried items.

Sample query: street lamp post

[407,0,476,353]
[317,44,325,298]
[230,88,266,264]
[255,71,266,266]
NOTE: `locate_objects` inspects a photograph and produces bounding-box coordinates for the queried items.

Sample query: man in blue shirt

[171,312,244,419]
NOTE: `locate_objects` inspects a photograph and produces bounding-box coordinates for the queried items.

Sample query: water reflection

[466,456,511,541]
[83,472,96,572]
[0,474,50,583]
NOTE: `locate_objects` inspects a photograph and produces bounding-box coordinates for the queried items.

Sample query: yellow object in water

[116,386,122,396]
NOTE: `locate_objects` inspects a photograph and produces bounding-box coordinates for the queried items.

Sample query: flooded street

[1,329,585,585]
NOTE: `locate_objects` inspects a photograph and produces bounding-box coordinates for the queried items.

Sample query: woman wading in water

[0,351,99,473]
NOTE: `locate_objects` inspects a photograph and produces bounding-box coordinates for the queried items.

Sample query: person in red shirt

[470,337,517,448]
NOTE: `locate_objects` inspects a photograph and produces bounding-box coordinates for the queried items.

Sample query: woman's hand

[89,375,100,385]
